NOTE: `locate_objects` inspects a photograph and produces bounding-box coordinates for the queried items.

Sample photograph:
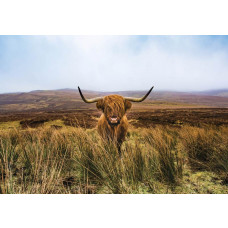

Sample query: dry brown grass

[0,124,227,194]
[180,126,228,182]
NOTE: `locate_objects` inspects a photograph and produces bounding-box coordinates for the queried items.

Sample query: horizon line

[1,87,228,95]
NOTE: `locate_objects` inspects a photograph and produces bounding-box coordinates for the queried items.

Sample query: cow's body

[97,113,129,151]
[96,95,131,153]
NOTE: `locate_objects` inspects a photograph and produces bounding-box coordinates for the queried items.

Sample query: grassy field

[0,123,227,194]
[0,89,228,194]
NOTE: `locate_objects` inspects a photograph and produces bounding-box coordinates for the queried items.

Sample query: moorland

[0,89,227,193]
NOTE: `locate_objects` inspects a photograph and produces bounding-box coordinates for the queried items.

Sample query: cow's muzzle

[108,116,120,126]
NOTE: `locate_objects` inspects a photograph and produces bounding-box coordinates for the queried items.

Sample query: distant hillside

[0,89,228,113]
[193,89,228,97]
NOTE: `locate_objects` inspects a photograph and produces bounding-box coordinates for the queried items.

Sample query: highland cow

[78,86,154,154]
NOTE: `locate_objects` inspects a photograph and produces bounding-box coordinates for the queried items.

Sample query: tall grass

[0,124,227,193]
[143,127,183,185]
[180,126,228,182]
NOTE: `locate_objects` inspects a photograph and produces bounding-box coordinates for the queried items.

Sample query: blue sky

[0,35,228,93]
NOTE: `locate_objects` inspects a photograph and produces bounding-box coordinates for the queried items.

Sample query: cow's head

[78,86,154,126]
[95,95,132,125]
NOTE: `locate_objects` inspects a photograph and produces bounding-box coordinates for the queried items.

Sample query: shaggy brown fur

[96,95,132,154]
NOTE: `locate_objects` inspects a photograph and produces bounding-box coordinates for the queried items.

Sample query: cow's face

[96,95,132,126]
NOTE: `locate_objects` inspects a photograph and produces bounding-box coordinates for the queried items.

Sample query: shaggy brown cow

[78,86,154,154]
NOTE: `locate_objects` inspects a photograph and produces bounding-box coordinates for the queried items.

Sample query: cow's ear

[96,99,104,111]
[124,99,132,111]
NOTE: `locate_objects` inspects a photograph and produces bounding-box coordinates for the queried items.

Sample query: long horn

[78,87,103,103]
[125,86,154,102]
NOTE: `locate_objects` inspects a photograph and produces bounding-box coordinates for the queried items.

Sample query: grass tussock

[0,125,228,194]
[180,126,228,183]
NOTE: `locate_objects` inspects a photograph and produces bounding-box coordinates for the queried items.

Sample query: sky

[0,35,228,93]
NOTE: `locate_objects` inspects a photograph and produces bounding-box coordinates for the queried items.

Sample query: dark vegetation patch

[62,112,100,128]
[20,118,49,128]
[128,108,228,128]
[1,108,228,129]
[50,125,63,129]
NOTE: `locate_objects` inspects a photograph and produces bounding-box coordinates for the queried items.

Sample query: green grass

[0,121,21,130]
[43,119,65,128]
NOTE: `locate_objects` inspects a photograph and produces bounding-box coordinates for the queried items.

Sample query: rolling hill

[193,89,228,97]
[0,88,228,113]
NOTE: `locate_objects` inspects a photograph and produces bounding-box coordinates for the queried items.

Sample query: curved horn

[125,86,154,102]
[78,87,103,103]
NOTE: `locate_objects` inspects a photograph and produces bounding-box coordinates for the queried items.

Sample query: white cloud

[1,36,228,93]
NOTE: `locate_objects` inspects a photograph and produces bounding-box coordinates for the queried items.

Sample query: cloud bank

[0,35,228,93]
